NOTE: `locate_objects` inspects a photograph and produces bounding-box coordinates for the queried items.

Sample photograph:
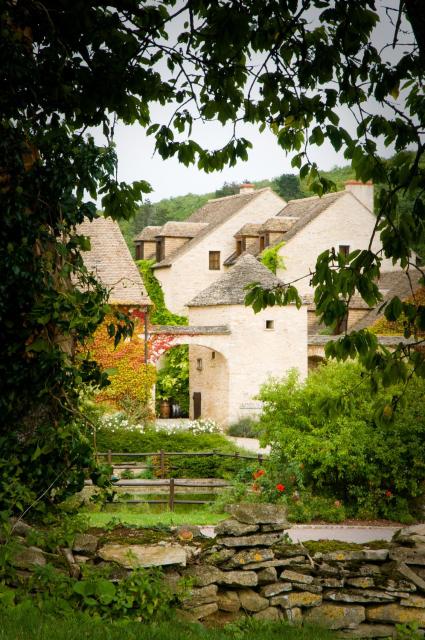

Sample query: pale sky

[93,0,404,203]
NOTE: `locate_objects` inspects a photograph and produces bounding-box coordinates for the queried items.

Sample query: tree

[1,0,424,514]
[272,174,305,201]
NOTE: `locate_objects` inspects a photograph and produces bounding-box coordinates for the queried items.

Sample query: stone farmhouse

[80,184,416,427]
[131,181,419,425]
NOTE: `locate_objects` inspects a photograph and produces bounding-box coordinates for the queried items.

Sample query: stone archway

[148,325,230,425]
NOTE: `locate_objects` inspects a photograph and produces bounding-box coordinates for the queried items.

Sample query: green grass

[0,605,338,640]
[84,507,227,528]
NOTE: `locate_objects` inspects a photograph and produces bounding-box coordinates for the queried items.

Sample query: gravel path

[225,435,271,455]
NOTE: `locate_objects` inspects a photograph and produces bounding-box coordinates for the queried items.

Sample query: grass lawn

[83,505,227,528]
[0,606,338,640]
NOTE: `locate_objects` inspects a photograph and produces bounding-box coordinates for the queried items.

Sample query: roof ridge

[206,187,271,203]
[285,190,344,205]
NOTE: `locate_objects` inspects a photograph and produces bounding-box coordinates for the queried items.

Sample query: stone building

[146,185,286,315]
[78,216,151,308]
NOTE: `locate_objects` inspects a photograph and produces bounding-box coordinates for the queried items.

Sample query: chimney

[344,180,374,212]
[239,182,255,194]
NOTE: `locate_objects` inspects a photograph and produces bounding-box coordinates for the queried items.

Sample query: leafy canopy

[2,0,425,514]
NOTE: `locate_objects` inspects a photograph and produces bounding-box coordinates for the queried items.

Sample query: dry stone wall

[7,506,425,638]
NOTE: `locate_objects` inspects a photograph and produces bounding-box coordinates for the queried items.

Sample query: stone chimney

[239,182,255,194]
[344,180,374,212]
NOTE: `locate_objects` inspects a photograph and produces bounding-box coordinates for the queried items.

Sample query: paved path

[225,435,271,455]
[200,524,400,542]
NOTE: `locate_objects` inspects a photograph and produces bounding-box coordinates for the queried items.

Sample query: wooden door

[193,392,201,419]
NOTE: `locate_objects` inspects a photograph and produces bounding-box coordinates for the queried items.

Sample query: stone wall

[7,507,425,638]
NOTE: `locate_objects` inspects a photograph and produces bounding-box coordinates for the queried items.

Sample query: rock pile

[179,507,425,638]
[5,509,425,638]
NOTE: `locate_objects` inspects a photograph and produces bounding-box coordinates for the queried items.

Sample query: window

[209,251,220,270]
[339,244,350,258]
[259,235,266,251]
[135,242,144,260]
[156,239,165,262]
[196,358,203,371]
[265,320,274,330]
[236,239,243,256]
[211,351,216,360]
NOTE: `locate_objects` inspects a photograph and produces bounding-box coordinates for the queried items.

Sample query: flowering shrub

[155,419,219,435]
[257,362,425,522]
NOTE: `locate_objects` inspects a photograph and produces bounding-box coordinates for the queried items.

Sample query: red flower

[385,490,392,498]
[253,469,265,479]
[276,483,285,492]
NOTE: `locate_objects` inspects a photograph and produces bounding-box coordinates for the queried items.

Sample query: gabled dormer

[134,226,162,260]
[154,221,208,263]
[258,217,298,250]
[234,223,262,256]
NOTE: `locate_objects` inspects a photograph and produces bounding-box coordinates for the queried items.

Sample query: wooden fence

[90,449,267,510]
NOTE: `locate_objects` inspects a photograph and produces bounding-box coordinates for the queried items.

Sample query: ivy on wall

[260,242,286,274]
[137,260,188,325]
[90,311,156,409]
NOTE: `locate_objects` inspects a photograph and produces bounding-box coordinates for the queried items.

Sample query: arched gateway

[147,255,308,427]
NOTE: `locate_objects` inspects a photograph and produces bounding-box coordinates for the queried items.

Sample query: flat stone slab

[218,532,285,548]
[189,565,223,587]
[218,570,258,588]
[227,504,290,526]
[218,590,240,612]
[238,589,269,612]
[182,585,218,609]
[390,547,425,566]
[322,550,389,562]
[324,590,396,603]
[98,543,186,568]
[276,592,322,608]
[230,548,274,567]
[281,569,314,584]
[261,582,292,598]
[366,603,425,626]
[305,604,366,630]
[215,519,259,536]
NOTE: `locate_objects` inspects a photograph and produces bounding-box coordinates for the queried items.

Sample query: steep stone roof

[276,192,346,242]
[350,271,423,332]
[234,223,262,237]
[134,225,162,242]
[154,188,275,269]
[259,217,297,233]
[187,254,283,307]
[223,244,260,267]
[78,217,151,307]
[157,221,208,238]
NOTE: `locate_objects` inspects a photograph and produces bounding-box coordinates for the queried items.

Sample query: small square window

[209,251,220,270]
[265,320,274,330]
[339,245,350,258]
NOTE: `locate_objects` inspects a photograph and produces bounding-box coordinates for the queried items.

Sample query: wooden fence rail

[92,449,267,510]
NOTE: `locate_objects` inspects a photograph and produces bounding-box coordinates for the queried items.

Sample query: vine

[260,242,286,274]
[90,311,156,411]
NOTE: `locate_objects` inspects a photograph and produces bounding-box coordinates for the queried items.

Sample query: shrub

[96,420,247,479]
[257,362,425,521]
[227,417,261,438]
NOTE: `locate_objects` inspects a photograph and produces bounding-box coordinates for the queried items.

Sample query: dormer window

[260,234,269,251]
[236,238,246,256]
[156,238,165,262]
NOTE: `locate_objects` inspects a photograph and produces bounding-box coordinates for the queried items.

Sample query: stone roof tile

[187,254,283,307]
[134,225,162,242]
[78,217,151,306]
[154,188,274,268]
